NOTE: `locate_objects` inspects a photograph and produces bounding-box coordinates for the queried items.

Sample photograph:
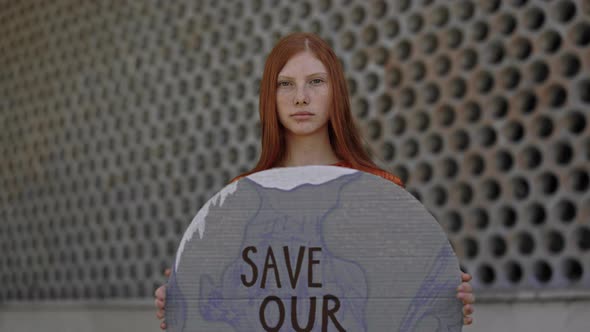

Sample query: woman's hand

[154,268,171,330]
[457,272,475,325]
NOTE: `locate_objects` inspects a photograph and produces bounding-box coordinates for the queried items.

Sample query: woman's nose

[294,87,309,105]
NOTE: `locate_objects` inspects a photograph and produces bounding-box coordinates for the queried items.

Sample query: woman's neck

[281,130,340,167]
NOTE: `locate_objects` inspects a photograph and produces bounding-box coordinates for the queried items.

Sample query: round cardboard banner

[166,166,463,331]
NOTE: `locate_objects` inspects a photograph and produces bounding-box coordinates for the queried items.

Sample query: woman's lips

[291,112,314,119]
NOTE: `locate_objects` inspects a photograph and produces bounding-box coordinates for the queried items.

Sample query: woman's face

[276,52,332,138]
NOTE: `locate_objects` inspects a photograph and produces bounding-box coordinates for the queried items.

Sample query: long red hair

[232,32,392,182]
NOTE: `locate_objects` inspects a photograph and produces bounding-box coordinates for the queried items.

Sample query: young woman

[155,32,475,329]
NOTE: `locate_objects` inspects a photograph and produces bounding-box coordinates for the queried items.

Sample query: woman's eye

[278,81,291,87]
[311,78,324,85]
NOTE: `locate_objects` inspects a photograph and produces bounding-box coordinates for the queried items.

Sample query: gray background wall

[1,0,589,331]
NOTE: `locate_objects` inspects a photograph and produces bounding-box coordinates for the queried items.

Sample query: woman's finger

[458,292,475,304]
[461,272,472,282]
[457,282,473,293]
[155,298,166,310]
[462,304,474,316]
[155,285,166,300]
[160,321,167,330]
[156,309,165,320]
[463,316,473,325]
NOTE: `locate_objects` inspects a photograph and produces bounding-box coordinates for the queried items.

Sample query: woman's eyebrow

[277,72,328,80]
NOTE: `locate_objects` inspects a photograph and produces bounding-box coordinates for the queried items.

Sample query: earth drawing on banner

[166,166,463,331]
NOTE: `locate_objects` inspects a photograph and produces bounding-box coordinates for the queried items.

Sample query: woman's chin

[285,125,328,138]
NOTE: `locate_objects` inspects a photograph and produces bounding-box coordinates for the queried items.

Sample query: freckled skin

[276,52,332,138]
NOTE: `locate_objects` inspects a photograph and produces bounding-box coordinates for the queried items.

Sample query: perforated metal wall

[1,0,589,302]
